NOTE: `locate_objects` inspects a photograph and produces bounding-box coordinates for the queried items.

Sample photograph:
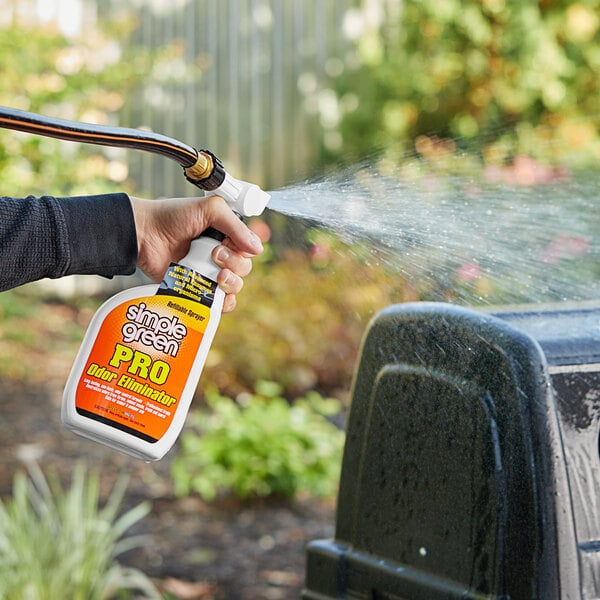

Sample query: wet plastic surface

[303,302,600,599]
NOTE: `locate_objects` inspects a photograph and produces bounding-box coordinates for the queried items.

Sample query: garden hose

[0,105,269,217]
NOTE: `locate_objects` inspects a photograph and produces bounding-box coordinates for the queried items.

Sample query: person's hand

[130,195,264,313]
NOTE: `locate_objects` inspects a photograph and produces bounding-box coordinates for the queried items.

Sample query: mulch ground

[0,376,336,600]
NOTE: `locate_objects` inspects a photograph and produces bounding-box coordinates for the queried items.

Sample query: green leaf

[171,385,345,501]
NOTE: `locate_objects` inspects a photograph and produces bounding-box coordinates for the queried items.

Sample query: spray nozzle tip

[238,183,271,217]
[214,173,270,217]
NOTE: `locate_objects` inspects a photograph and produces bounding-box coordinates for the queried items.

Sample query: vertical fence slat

[206,0,219,152]
[185,0,197,153]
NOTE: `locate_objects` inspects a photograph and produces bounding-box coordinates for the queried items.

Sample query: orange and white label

[75,263,215,443]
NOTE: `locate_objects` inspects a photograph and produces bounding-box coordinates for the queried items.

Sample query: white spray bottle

[62,176,270,461]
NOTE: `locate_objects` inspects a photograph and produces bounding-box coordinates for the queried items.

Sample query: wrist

[129,196,149,258]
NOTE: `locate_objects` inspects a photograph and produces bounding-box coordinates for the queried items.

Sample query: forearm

[0,193,138,291]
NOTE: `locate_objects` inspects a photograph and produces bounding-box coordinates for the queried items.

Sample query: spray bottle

[0,107,272,460]
[62,158,270,461]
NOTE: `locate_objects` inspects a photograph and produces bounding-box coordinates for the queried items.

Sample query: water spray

[0,105,269,217]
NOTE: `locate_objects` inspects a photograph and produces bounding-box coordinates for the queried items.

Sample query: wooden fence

[113,0,362,196]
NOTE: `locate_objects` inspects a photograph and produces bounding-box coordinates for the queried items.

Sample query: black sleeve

[0,193,138,292]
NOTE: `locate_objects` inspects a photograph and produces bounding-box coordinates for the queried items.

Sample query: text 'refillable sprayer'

[0,106,270,461]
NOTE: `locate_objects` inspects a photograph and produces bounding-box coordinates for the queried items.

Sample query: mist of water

[266,164,600,306]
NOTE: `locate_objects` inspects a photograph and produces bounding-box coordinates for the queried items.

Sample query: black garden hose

[0,105,225,190]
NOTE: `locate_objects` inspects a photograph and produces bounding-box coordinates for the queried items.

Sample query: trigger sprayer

[0,106,270,460]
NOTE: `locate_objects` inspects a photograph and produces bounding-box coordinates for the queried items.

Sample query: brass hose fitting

[183,149,226,191]
[184,151,213,182]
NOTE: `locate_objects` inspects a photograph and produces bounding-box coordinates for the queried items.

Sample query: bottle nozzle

[215,174,270,216]
[184,150,269,217]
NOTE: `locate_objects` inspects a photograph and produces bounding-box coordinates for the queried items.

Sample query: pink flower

[542,233,590,263]
[483,155,570,186]
[310,242,331,264]
[456,262,481,281]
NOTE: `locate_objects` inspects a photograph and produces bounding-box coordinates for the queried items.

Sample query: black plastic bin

[303,302,600,599]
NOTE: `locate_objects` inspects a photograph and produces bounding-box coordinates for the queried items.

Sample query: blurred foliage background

[0,10,146,197]
[323,0,600,172]
[5,1,600,196]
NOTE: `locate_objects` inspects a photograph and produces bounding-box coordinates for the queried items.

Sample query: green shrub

[0,18,150,197]
[322,1,600,169]
[171,382,345,501]
[0,462,160,600]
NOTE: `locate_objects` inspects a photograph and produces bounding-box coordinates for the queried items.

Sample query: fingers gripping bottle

[62,183,269,461]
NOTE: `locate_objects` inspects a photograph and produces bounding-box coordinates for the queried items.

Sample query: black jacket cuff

[56,193,138,278]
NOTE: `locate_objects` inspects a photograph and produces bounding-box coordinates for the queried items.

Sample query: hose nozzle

[184,150,270,217]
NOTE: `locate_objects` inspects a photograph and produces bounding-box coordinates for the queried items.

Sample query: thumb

[201,195,264,255]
